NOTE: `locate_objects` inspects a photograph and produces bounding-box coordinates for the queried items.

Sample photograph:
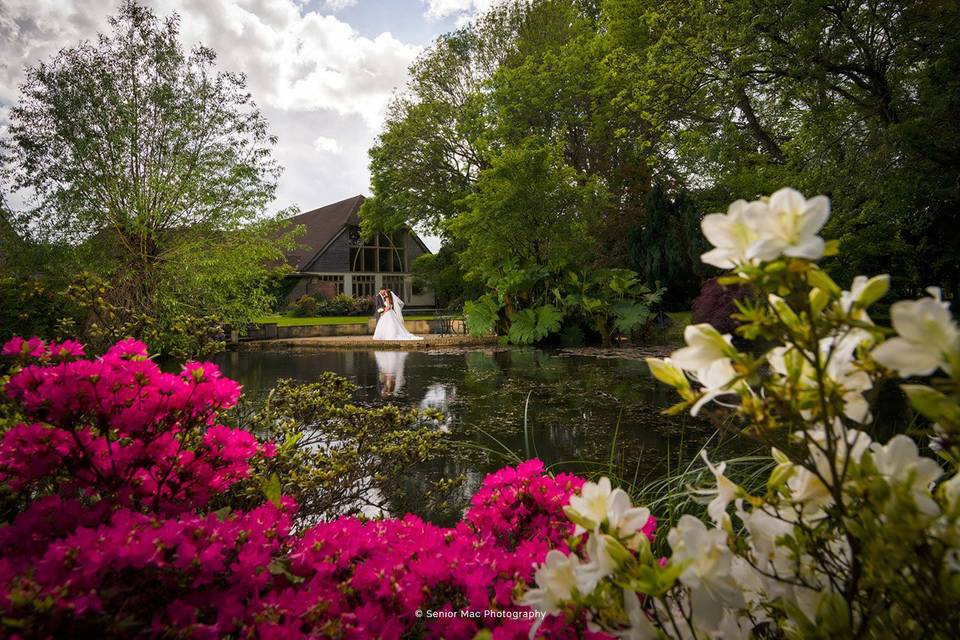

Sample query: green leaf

[612,301,651,333]
[464,295,502,336]
[268,557,306,584]
[262,473,282,508]
[507,304,563,345]
[902,384,959,423]
[807,268,842,296]
[212,506,232,521]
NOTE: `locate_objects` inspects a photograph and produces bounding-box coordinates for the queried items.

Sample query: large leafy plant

[558,269,664,347]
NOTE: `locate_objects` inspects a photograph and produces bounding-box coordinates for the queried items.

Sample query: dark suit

[375,291,388,315]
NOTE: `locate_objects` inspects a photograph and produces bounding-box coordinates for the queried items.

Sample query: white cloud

[312,135,342,153]
[0,0,425,213]
[323,0,358,10]
[165,0,421,128]
[420,0,494,21]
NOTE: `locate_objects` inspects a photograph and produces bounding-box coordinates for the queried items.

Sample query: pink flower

[0,338,639,639]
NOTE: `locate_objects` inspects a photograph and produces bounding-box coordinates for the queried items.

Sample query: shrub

[523,187,960,638]
[291,294,318,316]
[221,375,452,524]
[325,293,356,316]
[690,277,751,334]
[0,338,626,638]
[351,294,374,316]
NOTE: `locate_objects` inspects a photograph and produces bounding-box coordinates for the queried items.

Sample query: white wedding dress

[373,290,423,341]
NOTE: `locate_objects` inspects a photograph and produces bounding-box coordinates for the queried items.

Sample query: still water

[215,347,715,521]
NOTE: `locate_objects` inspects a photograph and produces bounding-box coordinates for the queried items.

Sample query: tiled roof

[281,195,364,271]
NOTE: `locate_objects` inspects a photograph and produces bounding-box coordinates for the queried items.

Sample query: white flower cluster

[520,188,960,638]
[521,478,653,635]
[700,187,830,269]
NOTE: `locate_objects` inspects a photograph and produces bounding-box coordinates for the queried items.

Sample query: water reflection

[374,351,408,397]
[216,347,715,522]
[420,383,456,433]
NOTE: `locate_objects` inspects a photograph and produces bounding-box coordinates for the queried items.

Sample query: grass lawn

[254,315,443,327]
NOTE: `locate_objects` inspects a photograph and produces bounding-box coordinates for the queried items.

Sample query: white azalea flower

[697,451,742,525]
[700,198,768,268]
[574,530,620,594]
[617,590,658,640]
[736,501,795,577]
[565,477,614,535]
[870,435,943,515]
[671,324,736,374]
[670,324,746,415]
[751,187,830,261]
[715,609,754,640]
[787,422,872,516]
[608,496,652,540]
[668,515,745,630]
[822,331,874,423]
[940,472,960,513]
[839,274,889,320]
[690,358,743,416]
[520,550,579,615]
[806,421,872,474]
[768,331,874,423]
[872,287,959,377]
[785,466,833,518]
[564,478,651,537]
[730,555,768,607]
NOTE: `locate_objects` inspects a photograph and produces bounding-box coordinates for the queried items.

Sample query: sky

[0,0,497,250]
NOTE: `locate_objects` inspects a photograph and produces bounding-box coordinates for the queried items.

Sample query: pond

[214,347,720,523]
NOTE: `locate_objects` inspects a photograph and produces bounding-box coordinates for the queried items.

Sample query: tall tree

[628,184,709,309]
[610,0,960,298]
[361,1,529,237]
[1,1,293,355]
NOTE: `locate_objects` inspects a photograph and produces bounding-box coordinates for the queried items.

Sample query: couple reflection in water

[373,350,455,433]
[374,351,407,397]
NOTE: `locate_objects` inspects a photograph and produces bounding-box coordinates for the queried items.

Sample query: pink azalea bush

[0,337,653,638]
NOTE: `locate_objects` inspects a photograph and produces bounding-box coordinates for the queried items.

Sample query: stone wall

[242,318,466,341]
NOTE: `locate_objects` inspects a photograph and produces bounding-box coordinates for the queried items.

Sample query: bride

[373,287,423,341]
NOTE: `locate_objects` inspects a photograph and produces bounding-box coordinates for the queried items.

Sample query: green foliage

[291,294,370,318]
[451,139,600,284]
[221,375,455,524]
[367,0,960,320]
[628,183,710,310]
[464,295,502,337]
[558,268,663,347]
[410,239,476,309]
[360,2,530,238]
[611,0,960,299]
[506,304,563,345]
[292,295,319,317]
[61,273,231,359]
[0,2,294,356]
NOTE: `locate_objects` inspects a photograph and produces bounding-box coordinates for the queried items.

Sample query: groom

[375,287,389,315]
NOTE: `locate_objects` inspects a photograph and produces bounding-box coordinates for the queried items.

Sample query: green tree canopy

[367,0,960,341]
[0,1,296,355]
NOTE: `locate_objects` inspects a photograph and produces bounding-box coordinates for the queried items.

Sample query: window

[353,275,376,299]
[308,275,343,296]
[382,275,405,300]
[348,228,407,273]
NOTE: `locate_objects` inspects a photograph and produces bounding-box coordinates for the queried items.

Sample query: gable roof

[281,195,365,271]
